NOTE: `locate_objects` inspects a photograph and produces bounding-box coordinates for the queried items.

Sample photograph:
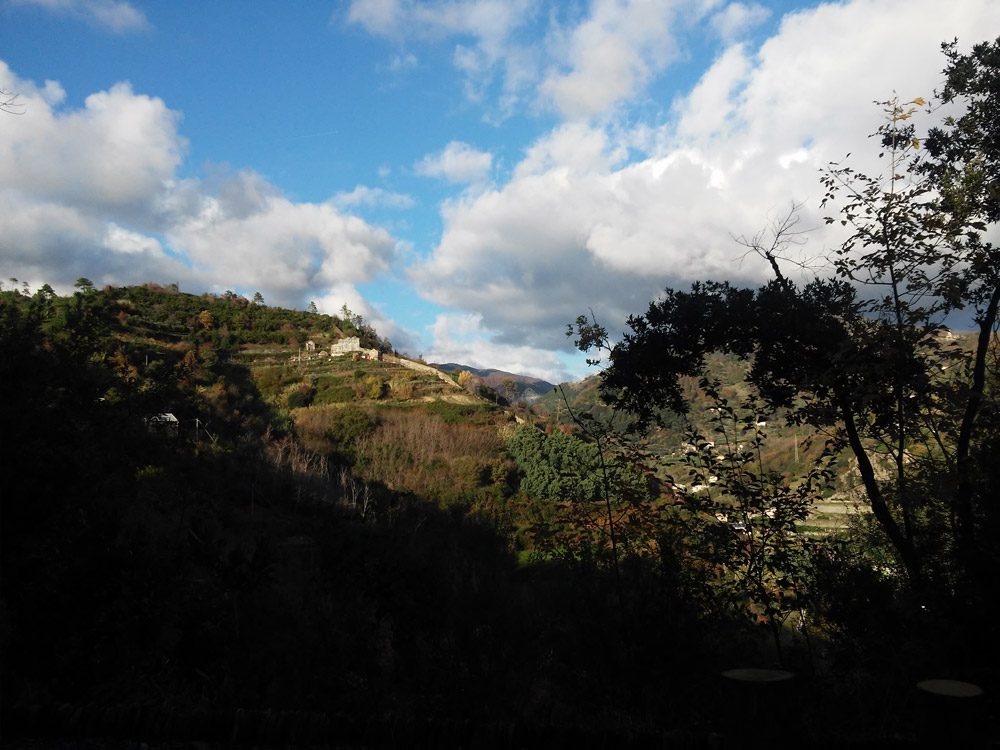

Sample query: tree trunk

[839,396,922,583]
[954,283,1000,562]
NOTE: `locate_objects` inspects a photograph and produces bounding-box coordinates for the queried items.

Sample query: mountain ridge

[431,362,557,402]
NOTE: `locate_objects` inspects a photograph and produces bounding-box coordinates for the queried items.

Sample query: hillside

[0,283,528,722]
[432,361,556,403]
[5,281,995,745]
[532,356,866,533]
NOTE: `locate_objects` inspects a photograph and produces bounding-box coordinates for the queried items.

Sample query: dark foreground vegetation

[3,38,1000,747]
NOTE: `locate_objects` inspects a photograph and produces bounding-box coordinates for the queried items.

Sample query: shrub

[354,411,503,503]
[254,367,282,396]
[424,400,496,425]
[390,379,413,400]
[286,384,314,409]
[315,374,345,389]
[365,375,385,400]
[324,408,380,449]
[314,386,356,404]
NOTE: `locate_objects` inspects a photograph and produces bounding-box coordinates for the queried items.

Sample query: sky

[1,0,998,383]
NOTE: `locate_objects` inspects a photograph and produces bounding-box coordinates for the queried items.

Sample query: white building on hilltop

[331,336,380,360]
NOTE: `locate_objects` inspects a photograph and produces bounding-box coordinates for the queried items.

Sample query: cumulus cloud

[0,65,184,227]
[103,223,165,255]
[12,0,150,33]
[348,0,711,122]
[413,0,1000,364]
[539,0,686,120]
[0,62,403,310]
[415,141,493,184]
[166,180,399,307]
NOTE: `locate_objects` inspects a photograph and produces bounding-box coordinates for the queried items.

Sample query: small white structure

[144,412,179,437]
[331,336,362,356]
[331,336,380,360]
[305,340,316,352]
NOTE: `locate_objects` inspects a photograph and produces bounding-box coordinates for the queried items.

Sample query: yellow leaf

[912,138,920,149]
[913,96,926,106]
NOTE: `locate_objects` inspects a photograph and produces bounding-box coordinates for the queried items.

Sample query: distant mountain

[432,363,556,403]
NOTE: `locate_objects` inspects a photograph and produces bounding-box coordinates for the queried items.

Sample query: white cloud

[12,0,150,33]
[331,185,415,210]
[415,141,493,184]
[347,0,538,119]
[103,223,165,255]
[346,0,404,36]
[412,0,1000,358]
[0,66,184,226]
[347,0,718,122]
[166,181,400,306]
[539,0,685,120]
[515,122,626,177]
[709,2,769,44]
[0,63,405,312]
[348,0,534,52]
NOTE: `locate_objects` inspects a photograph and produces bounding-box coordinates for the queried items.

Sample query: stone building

[331,336,380,360]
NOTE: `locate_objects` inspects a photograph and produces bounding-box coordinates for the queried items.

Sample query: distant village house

[330,336,380,361]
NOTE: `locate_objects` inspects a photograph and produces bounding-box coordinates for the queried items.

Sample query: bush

[324,408,380,449]
[314,386,356,404]
[365,375,385,400]
[424,400,496,425]
[315,374,345,389]
[390,379,414,400]
[286,385,314,409]
[354,412,502,503]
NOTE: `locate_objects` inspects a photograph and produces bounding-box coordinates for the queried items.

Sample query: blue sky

[1,0,997,382]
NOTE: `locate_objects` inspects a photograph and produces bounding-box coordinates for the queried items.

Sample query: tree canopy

[575,38,1000,589]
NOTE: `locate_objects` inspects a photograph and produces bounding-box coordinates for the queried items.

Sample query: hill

[432,362,555,403]
[6,281,993,745]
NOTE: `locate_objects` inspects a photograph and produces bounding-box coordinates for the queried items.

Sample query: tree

[74,277,95,293]
[922,37,1000,227]
[339,304,363,330]
[252,291,265,306]
[502,378,518,404]
[575,40,999,589]
[667,378,831,663]
[918,37,1000,565]
[506,424,652,572]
